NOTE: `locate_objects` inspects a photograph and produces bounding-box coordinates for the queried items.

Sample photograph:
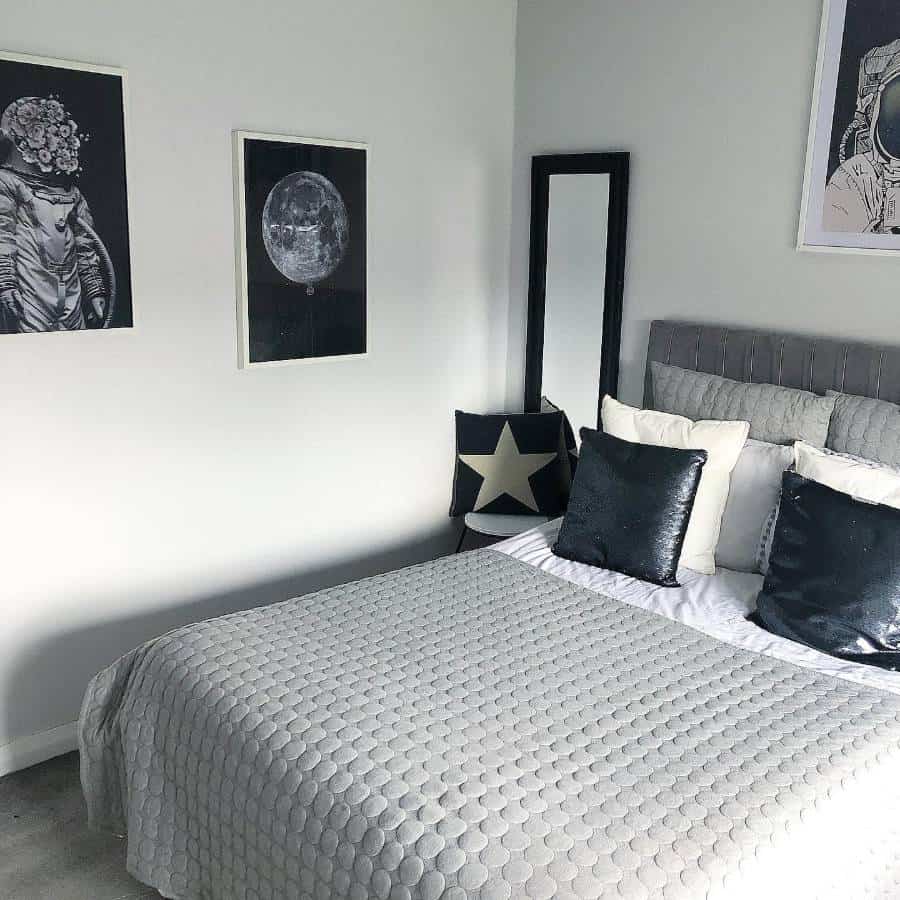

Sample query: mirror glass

[542,173,610,438]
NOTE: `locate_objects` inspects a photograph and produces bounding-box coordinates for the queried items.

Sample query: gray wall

[508,0,900,408]
[0,0,516,769]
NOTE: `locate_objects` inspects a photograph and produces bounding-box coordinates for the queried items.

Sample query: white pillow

[793,441,900,508]
[716,439,794,573]
[601,396,749,574]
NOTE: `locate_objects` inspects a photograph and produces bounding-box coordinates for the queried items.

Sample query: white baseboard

[0,721,78,778]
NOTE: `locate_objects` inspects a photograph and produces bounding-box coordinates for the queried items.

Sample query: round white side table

[455,512,548,553]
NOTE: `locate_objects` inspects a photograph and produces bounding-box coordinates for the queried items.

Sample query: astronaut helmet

[0,96,82,177]
[873,72,900,164]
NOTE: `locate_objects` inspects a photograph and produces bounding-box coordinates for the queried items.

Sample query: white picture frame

[233,130,369,369]
[798,0,900,255]
[0,50,136,331]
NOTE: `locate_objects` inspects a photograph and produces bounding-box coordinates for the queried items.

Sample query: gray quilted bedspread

[80,550,900,900]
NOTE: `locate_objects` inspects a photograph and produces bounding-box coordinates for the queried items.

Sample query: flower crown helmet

[0,96,82,176]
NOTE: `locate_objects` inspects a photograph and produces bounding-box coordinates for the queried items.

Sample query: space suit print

[825,39,900,234]
[0,95,113,332]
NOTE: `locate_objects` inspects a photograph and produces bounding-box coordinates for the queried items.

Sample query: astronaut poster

[0,51,133,332]
[234,132,367,367]
[800,0,900,253]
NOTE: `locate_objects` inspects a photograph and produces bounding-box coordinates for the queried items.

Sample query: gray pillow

[756,504,780,577]
[715,439,793,573]
[650,362,836,446]
[826,390,900,467]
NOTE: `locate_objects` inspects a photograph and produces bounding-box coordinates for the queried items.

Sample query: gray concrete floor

[0,752,161,900]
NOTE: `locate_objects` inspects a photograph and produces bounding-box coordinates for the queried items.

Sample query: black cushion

[450,411,572,517]
[541,396,580,476]
[756,471,900,670]
[553,428,707,587]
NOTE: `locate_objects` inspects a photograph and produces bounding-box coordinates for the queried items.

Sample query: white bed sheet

[496,518,900,697]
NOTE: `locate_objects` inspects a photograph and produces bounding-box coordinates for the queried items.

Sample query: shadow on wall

[3,525,462,768]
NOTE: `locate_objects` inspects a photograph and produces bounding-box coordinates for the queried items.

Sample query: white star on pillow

[459,422,558,512]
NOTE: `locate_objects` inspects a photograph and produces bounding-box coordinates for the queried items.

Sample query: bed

[81,321,900,900]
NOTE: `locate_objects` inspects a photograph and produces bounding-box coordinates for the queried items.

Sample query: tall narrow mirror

[524,153,629,435]
[543,173,610,436]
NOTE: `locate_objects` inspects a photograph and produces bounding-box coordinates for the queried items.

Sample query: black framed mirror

[524,152,630,432]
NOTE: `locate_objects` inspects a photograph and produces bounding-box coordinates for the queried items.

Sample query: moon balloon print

[235,132,367,367]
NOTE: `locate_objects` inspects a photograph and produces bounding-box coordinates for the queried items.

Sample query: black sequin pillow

[756,471,900,670]
[553,429,707,587]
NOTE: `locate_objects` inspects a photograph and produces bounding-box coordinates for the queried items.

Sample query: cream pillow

[601,396,750,574]
[793,441,900,508]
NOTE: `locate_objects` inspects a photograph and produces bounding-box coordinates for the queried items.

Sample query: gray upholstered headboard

[645,320,900,407]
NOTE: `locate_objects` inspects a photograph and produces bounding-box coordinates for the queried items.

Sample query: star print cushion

[450,410,572,517]
[554,429,708,587]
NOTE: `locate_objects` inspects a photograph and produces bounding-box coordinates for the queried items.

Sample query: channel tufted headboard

[644,320,900,407]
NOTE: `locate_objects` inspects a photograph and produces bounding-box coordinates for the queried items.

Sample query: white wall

[509,0,900,408]
[0,0,516,772]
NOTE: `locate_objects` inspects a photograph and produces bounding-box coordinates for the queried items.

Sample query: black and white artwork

[0,51,132,332]
[234,132,367,367]
[800,0,900,253]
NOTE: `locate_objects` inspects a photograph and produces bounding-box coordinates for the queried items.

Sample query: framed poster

[799,0,900,254]
[234,131,368,368]
[0,51,133,332]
